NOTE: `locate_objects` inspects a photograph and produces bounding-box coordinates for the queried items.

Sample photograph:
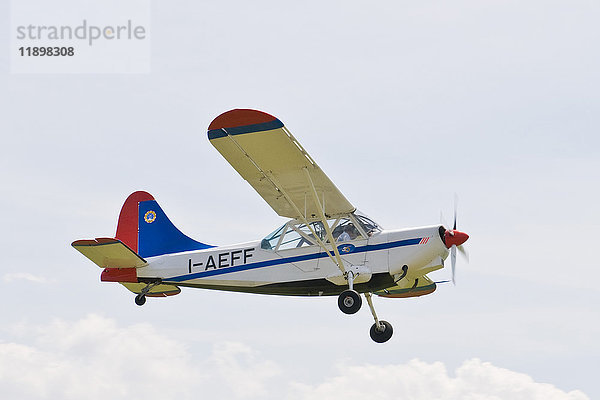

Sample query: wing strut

[302,167,347,276]
[262,168,346,274]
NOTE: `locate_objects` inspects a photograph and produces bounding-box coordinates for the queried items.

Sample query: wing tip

[208,109,281,132]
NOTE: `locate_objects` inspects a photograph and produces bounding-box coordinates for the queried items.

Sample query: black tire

[135,294,146,306]
[338,289,362,314]
[370,320,393,343]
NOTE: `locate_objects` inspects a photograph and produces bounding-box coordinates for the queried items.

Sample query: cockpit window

[261,213,380,251]
[278,227,308,250]
[331,218,361,242]
[261,221,325,250]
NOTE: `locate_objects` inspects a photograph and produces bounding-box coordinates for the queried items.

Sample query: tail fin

[116,191,214,258]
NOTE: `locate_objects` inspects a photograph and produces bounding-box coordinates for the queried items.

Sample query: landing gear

[336,271,393,342]
[338,289,362,314]
[135,294,146,306]
[370,320,393,343]
[338,271,362,314]
[133,280,161,306]
[365,292,393,343]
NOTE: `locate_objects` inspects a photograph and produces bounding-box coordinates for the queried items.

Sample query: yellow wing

[208,109,355,219]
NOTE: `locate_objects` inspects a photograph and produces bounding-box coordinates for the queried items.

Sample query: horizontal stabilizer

[72,238,147,268]
[121,283,181,297]
[375,275,437,298]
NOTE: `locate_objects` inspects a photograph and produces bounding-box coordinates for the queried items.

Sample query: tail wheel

[135,294,146,306]
[338,289,362,314]
[370,320,393,343]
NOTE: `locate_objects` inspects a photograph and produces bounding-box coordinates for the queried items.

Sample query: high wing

[208,109,355,220]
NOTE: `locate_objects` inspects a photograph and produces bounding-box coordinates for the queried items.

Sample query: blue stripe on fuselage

[164,237,422,283]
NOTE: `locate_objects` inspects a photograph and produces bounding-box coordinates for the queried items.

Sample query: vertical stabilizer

[115,191,214,258]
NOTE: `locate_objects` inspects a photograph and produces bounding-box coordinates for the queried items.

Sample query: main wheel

[135,294,146,306]
[370,320,393,343]
[338,289,362,314]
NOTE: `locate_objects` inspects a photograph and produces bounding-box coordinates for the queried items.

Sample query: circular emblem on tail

[144,210,157,224]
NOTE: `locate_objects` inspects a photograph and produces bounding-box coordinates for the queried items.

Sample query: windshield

[260,224,285,250]
[353,210,382,234]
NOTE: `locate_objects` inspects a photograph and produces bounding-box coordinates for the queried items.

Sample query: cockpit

[260,211,382,251]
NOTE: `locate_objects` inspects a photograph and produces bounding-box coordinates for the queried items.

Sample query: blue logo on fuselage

[338,244,356,254]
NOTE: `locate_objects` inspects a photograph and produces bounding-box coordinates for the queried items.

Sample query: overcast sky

[1,0,598,399]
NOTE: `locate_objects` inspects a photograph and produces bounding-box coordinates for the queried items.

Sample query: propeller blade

[451,245,457,285]
[453,193,458,230]
[458,244,469,262]
[440,211,449,230]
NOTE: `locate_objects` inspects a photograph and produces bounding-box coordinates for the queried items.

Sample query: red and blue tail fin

[116,191,213,258]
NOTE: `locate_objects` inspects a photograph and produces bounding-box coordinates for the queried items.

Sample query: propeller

[441,195,469,284]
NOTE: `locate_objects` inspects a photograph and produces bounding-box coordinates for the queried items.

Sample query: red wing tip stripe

[208,109,279,130]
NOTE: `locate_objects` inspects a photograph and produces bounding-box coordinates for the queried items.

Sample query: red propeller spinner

[444,229,469,248]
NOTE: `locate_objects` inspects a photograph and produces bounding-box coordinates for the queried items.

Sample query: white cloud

[2,272,51,284]
[0,315,589,400]
[287,359,590,400]
[210,341,281,398]
[0,315,281,400]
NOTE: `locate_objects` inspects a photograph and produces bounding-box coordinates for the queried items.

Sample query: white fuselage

[136,224,449,296]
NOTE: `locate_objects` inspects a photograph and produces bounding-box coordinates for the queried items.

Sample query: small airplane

[72,109,469,343]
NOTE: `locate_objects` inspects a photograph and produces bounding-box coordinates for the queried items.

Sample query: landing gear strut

[365,292,393,343]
